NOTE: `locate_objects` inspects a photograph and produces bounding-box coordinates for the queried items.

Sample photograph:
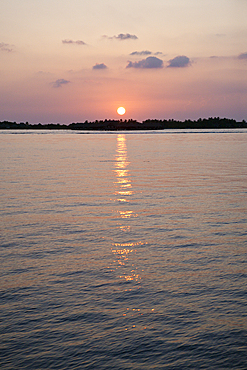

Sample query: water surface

[1,130,247,369]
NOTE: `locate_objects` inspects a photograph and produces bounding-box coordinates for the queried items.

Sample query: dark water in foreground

[1,130,247,369]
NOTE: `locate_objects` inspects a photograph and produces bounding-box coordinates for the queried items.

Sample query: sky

[0,0,247,123]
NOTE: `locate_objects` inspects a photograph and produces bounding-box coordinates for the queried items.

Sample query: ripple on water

[1,131,247,369]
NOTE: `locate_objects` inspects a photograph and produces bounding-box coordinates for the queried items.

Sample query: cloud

[126,56,163,69]
[103,33,138,40]
[92,63,107,70]
[130,50,152,56]
[116,33,138,40]
[238,52,247,59]
[167,55,191,68]
[0,42,13,52]
[62,39,86,45]
[130,51,164,56]
[52,79,71,88]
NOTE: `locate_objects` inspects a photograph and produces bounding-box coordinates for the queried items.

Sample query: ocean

[1,129,247,369]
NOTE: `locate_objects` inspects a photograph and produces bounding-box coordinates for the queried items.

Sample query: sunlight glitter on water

[1,130,247,369]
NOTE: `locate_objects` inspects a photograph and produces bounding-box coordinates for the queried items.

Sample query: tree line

[0,117,247,130]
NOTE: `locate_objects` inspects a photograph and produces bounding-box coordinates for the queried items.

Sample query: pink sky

[1,0,247,123]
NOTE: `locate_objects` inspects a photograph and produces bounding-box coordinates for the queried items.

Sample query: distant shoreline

[1,118,247,131]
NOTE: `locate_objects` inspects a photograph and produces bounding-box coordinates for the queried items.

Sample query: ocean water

[1,129,247,369]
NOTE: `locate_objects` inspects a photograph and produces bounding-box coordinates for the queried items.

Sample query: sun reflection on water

[109,134,155,330]
[113,134,134,200]
[111,242,144,285]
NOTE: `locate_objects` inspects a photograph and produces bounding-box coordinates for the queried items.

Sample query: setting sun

[117,107,126,115]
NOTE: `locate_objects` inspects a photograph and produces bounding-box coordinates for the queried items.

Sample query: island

[0,117,247,131]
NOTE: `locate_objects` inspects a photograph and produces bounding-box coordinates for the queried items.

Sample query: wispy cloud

[238,52,247,60]
[52,79,71,88]
[126,56,163,69]
[130,50,152,56]
[92,63,107,70]
[62,39,86,45]
[103,33,138,41]
[167,55,191,68]
[0,42,13,52]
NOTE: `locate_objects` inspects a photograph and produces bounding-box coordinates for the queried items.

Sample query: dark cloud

[130,51,163,56]
[238,52,247,59]
[62,39,86,45]
[0,42,13,52]
[167,55,191,68]
[126,56,163,69]
[52,79,70,88]
[116,33,138,40]
[103,33,138,40]
[130,50,152,56]
[92,63,107,70]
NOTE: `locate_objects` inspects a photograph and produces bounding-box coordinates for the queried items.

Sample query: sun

[117,106,126,115]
